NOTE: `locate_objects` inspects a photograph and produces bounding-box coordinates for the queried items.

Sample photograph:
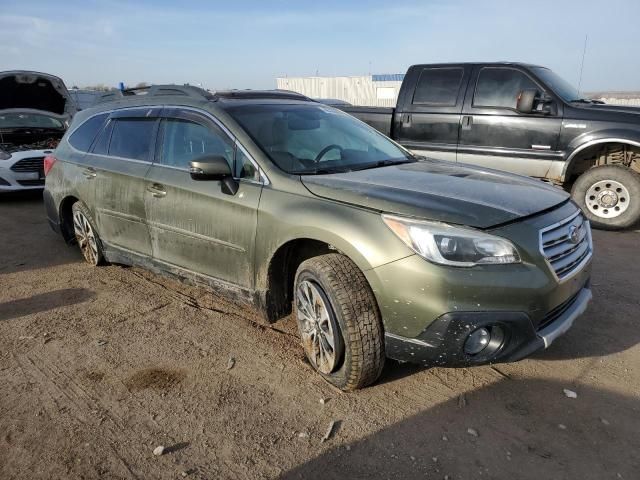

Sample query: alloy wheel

[296,280,344,374]
[73,210,99,265]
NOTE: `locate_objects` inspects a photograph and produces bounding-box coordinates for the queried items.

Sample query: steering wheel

[314,144,344,163]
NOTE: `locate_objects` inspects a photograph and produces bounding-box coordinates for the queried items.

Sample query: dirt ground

[1,192,638,480]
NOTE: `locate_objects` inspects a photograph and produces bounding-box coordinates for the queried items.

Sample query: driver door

[144,108,263,288]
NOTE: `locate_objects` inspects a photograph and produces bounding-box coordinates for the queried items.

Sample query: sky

[0,0,638,92]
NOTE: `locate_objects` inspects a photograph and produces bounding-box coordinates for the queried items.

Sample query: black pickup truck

[339,63,640,229]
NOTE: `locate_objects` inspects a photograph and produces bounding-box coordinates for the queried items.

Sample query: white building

[276,74,405,107]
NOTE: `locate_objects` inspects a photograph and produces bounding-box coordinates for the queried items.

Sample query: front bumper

[0,150,50,191]
[385,286,592,366]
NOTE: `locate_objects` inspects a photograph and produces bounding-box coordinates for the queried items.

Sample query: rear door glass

[412,68,464,105]
[108,118,157,161]
[68,113,108,151]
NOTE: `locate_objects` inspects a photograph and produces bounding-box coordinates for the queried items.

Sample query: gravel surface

[1,192,639,479]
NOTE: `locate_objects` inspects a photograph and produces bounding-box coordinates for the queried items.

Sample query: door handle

[402,113,412,127]
[82,167,96,179]
[461,115,473,130]
[147,183,167,198]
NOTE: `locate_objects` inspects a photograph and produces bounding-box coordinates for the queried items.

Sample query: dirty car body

[0,71,76,191]
[44,86,592,389]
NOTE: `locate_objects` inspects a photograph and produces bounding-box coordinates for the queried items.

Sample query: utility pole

[577,34,588,94]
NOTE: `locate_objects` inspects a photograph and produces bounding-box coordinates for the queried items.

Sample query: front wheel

[294,254,385,390]
[571,165,640,230]
[72,201,105,266]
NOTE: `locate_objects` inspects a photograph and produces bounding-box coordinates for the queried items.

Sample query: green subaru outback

[43,86,593,390]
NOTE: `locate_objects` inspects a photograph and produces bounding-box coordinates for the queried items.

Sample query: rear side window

[474,68,539,109]
[68,113,108,151]
[158,118,234,169]
[108,118,157,161]
[412,68,464,106]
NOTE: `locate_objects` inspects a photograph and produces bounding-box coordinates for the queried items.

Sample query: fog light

[464,327,490,355]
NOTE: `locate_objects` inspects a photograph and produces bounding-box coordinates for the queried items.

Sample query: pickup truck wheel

[571,165,640,230]
[294,253,385,390]
[72,201,105,266]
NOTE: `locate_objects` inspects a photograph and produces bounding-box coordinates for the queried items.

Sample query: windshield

[531,67,582,102]
[0,112,64,130]
[226,103,413,174]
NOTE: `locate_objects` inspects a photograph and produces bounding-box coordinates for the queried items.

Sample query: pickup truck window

[531,67,580,102]
[412,68,463,106]
[473,68,539,110]
[226,104,413,175]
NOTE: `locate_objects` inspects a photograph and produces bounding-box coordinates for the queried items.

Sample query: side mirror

[189,155,238,195]
[516,89,538,114]
[189,155,232,180]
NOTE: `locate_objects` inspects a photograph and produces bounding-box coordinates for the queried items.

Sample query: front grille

[17,179,45,187]
[10,157,44,173]
[540,211,592,281]
[538,290,581,330]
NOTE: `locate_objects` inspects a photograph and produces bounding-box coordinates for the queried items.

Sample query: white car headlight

[0,150,11,160]
[382,214,521,267]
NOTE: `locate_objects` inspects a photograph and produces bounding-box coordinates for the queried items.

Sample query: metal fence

[276,75,403,107]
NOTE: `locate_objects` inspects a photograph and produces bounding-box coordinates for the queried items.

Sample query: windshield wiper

[351,158,415,171]
[569,98,593,104]
[290,166,348,175]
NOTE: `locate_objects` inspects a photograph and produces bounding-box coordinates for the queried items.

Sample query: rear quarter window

[68,113,108,151]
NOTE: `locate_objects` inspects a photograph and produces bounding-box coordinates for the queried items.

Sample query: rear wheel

[72,202,105,266]
[571,165,640,230]
[294,253,385,390]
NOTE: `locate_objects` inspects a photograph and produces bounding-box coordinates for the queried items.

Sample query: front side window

[158,118,234,169]
[108,118,156,161]
[68,113,108,151]
[412,68,464,106]
[226,103,413,175]
[474,68,539,109]
[235,146,259,181]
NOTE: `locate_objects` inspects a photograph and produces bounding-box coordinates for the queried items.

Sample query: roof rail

[211,89,311,101]
[95,84,214,104]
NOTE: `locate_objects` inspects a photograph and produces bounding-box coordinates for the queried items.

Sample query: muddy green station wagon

[44,86,592,390]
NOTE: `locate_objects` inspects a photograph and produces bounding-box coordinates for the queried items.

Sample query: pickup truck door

[143,107,263,289]
[457,66,563,178]
[394,65,471,162]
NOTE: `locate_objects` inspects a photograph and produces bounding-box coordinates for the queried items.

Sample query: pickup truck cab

[340,63,640,229]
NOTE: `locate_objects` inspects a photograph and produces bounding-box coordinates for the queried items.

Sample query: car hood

[0,71,76,119]
[301,160,570,229]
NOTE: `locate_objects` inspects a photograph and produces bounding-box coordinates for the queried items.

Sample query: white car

[0,71,76,192]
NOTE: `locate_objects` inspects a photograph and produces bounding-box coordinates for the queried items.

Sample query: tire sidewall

[294,267,354,390]
[571,166,640,230]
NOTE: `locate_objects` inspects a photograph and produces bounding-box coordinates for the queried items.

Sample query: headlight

[382,214,521,267]
[0,150,11,160]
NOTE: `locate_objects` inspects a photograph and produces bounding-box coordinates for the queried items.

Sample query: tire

[571,165,640,230]
[294,253,385,390]
[71,201,106,266]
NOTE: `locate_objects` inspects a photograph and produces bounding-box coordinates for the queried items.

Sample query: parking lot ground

[1,193,639,480]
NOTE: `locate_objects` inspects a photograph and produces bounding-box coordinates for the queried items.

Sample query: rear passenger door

[394,65,470,162]
[144,108,263,289]
[458,66,562,177]
[88,107,160,257]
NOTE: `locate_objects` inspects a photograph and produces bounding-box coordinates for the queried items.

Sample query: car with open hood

[0,71,76,191]
[44,86,592,390]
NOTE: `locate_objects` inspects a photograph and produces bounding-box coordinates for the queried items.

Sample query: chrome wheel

[73,210,99,265]
[585,179,630,219]
[296,280,344,374]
